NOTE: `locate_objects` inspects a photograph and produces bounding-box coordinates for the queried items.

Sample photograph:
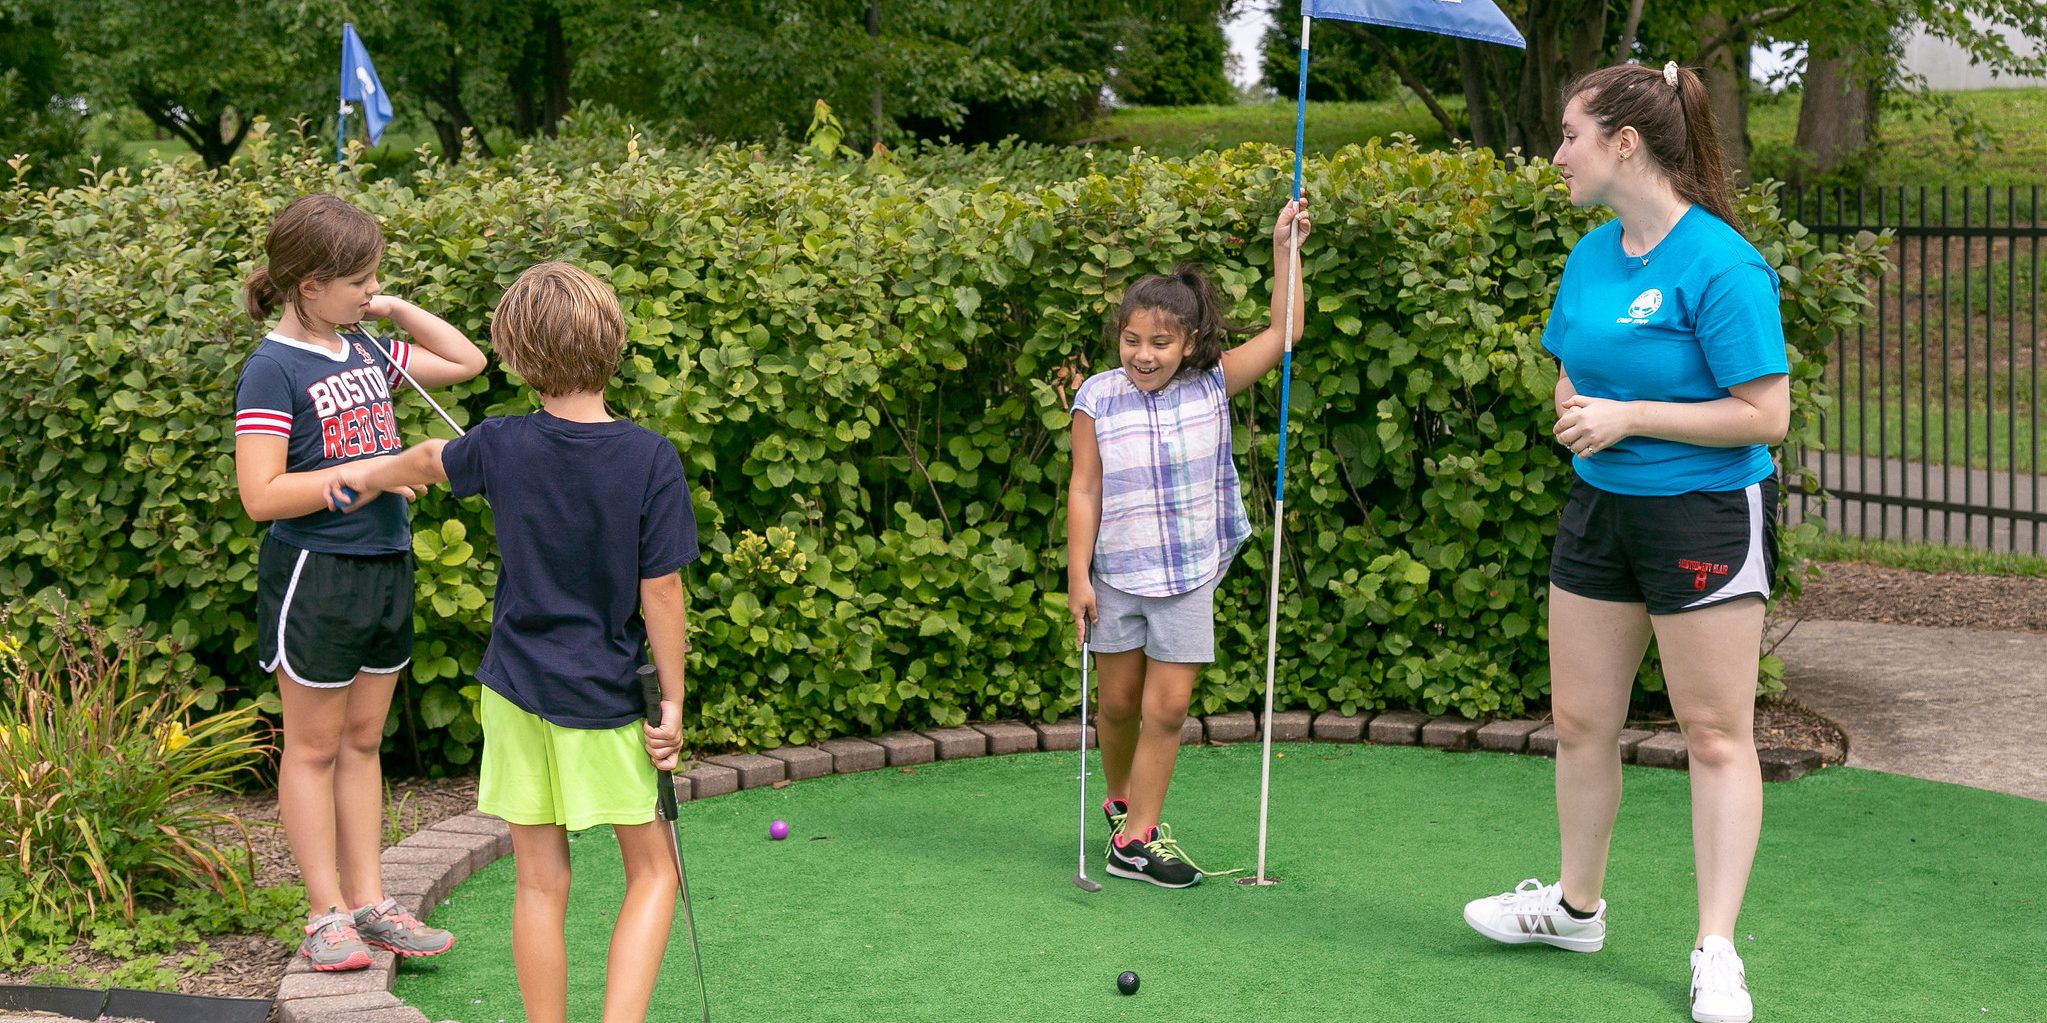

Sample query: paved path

[1773,618,2047,802]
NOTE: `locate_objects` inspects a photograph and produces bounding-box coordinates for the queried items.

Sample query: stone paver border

[280,714,1818,1022]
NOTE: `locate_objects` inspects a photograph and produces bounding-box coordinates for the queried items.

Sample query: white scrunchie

[1663,61,1680,87]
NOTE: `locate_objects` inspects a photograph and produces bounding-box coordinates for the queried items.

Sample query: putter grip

[637,665,679,821]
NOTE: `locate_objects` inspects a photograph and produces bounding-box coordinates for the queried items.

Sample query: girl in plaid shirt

[1066,199,1310,888]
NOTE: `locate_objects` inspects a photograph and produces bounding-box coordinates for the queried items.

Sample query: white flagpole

[1247,11,1311,889]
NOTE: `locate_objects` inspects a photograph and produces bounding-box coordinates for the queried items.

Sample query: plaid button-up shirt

[1072,366,1250,597]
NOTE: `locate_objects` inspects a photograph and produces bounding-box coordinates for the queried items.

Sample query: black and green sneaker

[1106,824,1216,889]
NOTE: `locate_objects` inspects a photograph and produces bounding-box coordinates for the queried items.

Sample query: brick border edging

[275,714,1824,1023]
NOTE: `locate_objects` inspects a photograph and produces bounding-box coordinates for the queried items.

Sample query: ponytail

[1671,66,1739,227]
[1564,62,1743,230]
[243,266,279,322]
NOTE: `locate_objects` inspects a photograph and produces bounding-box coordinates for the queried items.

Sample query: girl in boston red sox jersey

[232,194,486,971]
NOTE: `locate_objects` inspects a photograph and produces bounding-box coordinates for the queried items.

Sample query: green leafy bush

[0,602,270,931]
[0,130,1886,768]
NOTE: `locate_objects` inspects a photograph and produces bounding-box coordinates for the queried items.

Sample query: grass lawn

[1061,94,1458,159]
[1816,361,2045,472]
[1799,532,2047,575]
[1748,86,2047,187]
[395,743,2045,1023]
[1082,86,2047,187]
[85,117,499,173]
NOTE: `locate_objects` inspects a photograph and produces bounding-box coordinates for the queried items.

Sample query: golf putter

[1074,622,1101,893]
[638,664,713,1023]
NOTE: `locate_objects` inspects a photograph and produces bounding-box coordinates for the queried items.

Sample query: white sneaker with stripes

[1689,934,1754,1022]
[1463,878,1606,953]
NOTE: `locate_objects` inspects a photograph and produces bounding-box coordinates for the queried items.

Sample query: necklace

[1621,202,1689,263]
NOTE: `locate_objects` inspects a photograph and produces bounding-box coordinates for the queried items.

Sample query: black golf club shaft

[639,665,712,1023]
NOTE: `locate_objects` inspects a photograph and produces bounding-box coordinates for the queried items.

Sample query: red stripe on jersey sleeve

[235,409,293,438]
[384,340,412,386]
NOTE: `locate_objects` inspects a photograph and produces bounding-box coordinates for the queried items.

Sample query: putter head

[1073,874,1102,892]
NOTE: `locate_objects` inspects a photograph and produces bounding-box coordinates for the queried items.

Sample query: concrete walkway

[1773,618,2047,802]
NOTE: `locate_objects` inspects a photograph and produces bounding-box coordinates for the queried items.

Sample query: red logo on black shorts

[1677,558,1730,591]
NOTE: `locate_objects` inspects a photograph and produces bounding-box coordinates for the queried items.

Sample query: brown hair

[1108,264,1248,377]
[1563,63,1741,229]
[490,262,627,397]
[242,194,384,322]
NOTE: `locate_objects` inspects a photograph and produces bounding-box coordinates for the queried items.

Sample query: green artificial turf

[395,744,2046,1022]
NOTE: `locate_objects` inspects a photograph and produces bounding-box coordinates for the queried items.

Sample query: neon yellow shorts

[476,687,657,832]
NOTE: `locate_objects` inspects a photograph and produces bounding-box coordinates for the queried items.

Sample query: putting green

[394,743,2045,1022]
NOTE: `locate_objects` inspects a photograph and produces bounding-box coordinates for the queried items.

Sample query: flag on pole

[1306,0,1525,48]
[1245,0,1527,888]
[340,23,392,145]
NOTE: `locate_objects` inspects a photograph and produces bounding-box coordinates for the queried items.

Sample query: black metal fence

[1785,185,2047,554]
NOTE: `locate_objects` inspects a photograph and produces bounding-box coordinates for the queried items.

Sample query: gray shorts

[1088,572,1221,664]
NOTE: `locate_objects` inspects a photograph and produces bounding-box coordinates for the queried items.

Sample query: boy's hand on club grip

[643,699,683,772]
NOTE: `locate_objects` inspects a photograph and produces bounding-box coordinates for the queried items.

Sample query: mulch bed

[1783,560,2047,632]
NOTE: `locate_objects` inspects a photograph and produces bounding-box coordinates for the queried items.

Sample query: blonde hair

[243,194,384,322]
[490,262,627,397]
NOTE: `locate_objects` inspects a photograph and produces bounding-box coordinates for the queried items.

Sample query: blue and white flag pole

[1248,0,1525,888]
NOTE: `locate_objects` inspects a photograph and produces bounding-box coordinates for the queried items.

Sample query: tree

[578,1,1144,144]
[1115,3,1236,107]
[1645,1,2047,182]
[1259,0,2047,185]
[47,0,341,168]
[0,8,87,185]
[1260,0,1465,103]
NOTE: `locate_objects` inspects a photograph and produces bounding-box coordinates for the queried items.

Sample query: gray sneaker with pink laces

[352,898,454,957]
[298,908,372,971]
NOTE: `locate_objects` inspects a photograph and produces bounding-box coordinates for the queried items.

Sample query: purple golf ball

[769,820,789,841]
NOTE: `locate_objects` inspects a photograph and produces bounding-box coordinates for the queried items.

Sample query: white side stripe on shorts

[260,548,353,688]
[1683,482,1770,610]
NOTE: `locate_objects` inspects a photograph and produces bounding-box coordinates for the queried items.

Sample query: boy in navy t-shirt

[330,262,696,1023]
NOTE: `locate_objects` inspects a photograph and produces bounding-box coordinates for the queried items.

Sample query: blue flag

[339,23,393,145]
[1308,0,1525,48]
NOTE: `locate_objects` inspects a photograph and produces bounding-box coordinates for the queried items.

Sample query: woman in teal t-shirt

[1460,62,1785,1023]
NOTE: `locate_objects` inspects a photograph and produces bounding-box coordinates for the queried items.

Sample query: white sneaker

[1462,878,1606,952]
[1690,935,1753,1022]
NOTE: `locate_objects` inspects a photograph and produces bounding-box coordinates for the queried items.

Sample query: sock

[1560,895,1597,921]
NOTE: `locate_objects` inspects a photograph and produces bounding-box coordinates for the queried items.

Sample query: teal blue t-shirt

[1541,206,1788,496]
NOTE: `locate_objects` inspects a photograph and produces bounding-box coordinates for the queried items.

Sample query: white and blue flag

[339,23,392,145]
[1307,0,1525,48]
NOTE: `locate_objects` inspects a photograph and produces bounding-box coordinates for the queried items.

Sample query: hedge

[0,124,1888,768]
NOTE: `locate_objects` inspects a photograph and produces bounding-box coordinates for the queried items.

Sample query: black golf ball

[1116,971,1139,995]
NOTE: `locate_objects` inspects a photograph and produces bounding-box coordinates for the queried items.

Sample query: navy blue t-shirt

[233,330,418,554]
[1541,206,1788,496]
[442,411,699,729]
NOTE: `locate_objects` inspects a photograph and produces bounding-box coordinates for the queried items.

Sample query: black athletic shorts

[1550,476,1778,615]
[256,533,415,687]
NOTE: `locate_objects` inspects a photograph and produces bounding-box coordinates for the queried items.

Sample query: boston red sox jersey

[233,329,416,554]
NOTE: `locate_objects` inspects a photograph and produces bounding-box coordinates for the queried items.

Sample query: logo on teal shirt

[1619,288,1663,324]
